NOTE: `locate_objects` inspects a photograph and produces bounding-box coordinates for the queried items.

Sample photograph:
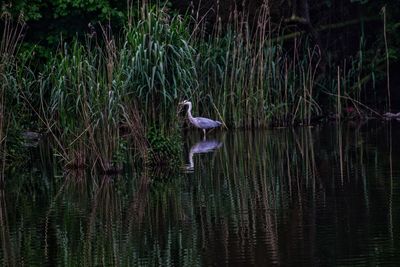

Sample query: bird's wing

[194,117,222,129]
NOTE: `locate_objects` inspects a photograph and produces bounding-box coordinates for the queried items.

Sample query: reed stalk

[381,6,390,111]
[337,66,341,118]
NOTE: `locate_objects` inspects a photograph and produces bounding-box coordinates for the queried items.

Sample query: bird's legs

[202,129,207,140]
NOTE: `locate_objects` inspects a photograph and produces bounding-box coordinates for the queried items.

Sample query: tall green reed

[35,7,196,170]
[123,6,198,126]
[39,38,137,171]
[0,12,26,173]
[79,3,340,130]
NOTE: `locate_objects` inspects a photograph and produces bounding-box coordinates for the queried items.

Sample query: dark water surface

[1,123,400,266]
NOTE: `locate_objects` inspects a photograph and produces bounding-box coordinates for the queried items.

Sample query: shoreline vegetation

[0,2,395,172]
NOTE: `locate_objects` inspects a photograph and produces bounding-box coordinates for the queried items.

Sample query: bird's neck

[187,103,195,122]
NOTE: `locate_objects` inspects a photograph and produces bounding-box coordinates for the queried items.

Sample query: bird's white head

[178,100,193,115]
[179,100,191,106]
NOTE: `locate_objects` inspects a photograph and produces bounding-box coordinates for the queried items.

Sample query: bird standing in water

[179,100,222,138]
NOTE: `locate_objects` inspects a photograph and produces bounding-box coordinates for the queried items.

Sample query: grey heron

[179,100,222,138]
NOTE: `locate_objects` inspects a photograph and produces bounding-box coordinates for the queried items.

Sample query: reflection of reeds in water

[0,187,16,266]
[2,125,399,265]
[46,169,195,266]
[85,175,122,266]
[57,172,124,266]
[0,85,4,179]
[188,126,397,265]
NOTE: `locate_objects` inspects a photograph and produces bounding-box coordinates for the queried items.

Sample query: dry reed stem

[381,6,390,111]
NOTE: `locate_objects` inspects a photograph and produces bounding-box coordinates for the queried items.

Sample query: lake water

[1,122,400,266]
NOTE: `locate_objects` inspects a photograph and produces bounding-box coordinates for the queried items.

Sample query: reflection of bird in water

[184,139,222,172]
[179,100,222,139]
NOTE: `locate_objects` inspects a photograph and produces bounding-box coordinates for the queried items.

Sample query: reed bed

[193,20,322,127]
[118,4,372,128]
[22,8,196,170]
[1,3,381,169]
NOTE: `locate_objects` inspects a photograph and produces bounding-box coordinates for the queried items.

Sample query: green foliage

[112,138,128,164]
[3,0,127,64]
[146,127,182,169]
[2,126,28,163]
[4,0,125,21]
[52,0,119,18]
[5,0,44,20]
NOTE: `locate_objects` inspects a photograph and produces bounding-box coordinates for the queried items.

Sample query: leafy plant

[146,127,182,170]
